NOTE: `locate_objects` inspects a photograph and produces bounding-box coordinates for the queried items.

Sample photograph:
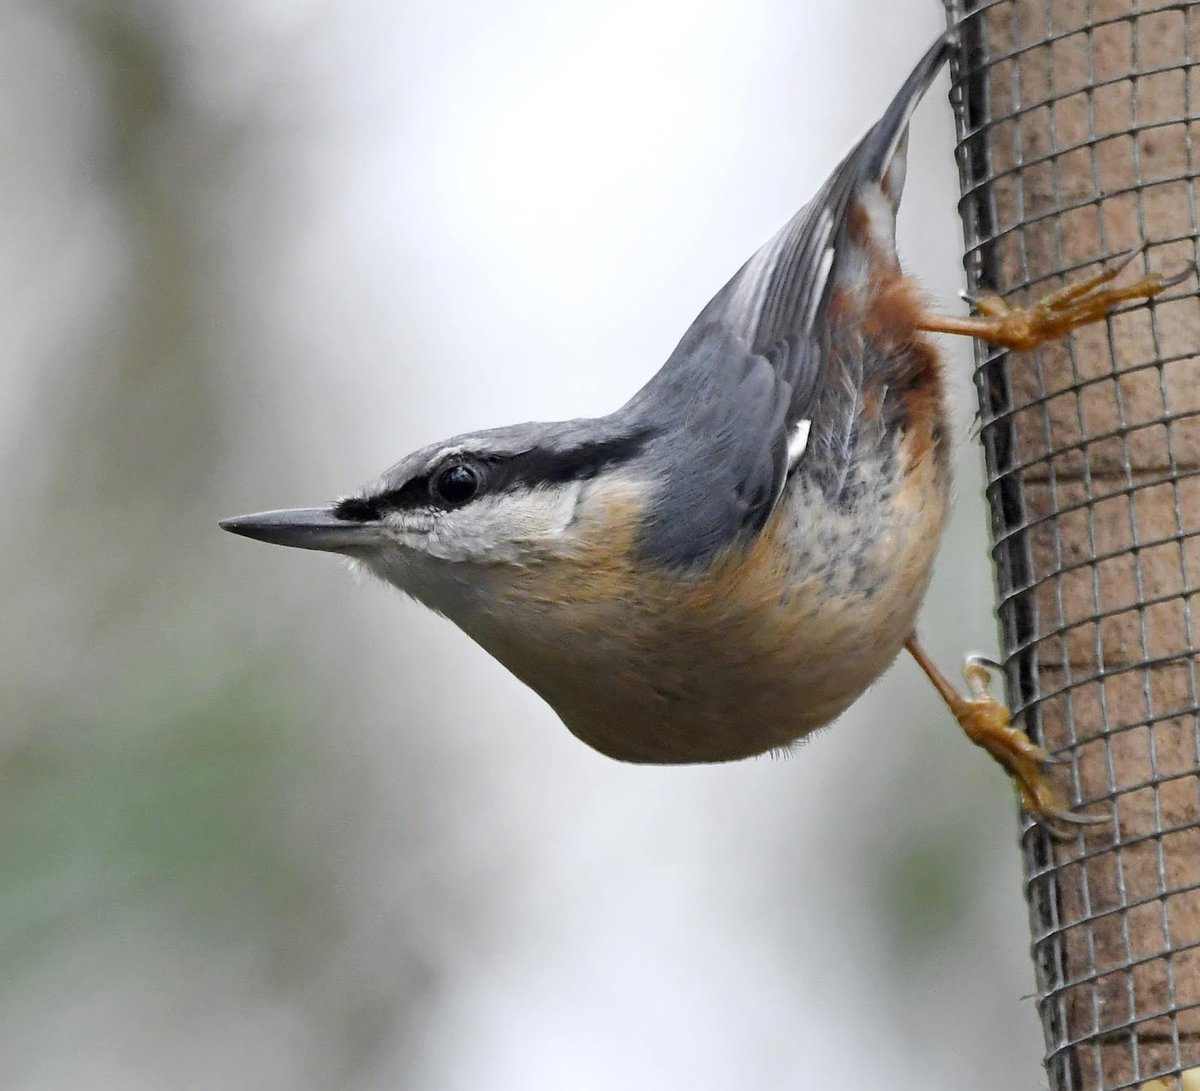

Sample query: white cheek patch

[415,483,584,563]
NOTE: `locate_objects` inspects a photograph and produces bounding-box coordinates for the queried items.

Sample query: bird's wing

[628,32,954,569]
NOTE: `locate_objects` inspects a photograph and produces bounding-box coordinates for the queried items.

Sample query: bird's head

[221,418,655,625]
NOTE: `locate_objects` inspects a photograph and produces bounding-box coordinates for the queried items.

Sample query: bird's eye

[430,462,481,507]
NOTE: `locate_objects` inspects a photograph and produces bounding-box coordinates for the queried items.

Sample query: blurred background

[1,0,1045,1087]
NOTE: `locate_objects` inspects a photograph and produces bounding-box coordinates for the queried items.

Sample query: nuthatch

[223,33,1179,829]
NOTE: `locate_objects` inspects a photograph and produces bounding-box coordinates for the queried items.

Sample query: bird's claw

[951,657,1110,837]
[961,248,1193,352]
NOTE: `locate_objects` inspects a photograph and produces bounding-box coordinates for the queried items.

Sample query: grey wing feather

[628,32,954,568]
[630,322,792,567]
[700,30,955,407]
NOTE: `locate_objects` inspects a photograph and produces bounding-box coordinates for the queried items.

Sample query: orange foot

[917,246,1192,351]
[904,637,1110,835]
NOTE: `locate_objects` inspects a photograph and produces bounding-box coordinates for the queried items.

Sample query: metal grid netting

[942,2,1200,1089]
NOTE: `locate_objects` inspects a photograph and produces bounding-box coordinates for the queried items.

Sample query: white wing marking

[786,419,812,471]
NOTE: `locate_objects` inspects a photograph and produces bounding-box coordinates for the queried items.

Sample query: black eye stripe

[334,475,428,521]
[332,495,382,522]
[495,434,650,490]
[335,432,649,521]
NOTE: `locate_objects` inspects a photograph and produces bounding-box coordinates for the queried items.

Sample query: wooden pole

[947,3,1200,1088]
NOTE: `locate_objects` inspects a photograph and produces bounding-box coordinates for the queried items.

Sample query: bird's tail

[702,31,954,361]
[851,30,956,211]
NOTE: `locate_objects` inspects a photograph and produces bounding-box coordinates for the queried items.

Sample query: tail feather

[697,32,954,361]
[853,31,956,194]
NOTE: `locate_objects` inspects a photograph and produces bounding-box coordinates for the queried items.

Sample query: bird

[222,32,1180,830]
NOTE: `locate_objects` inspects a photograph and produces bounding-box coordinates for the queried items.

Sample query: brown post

[944,2,1200,1089]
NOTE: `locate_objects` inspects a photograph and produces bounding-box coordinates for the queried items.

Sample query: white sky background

[3,0,1050,1087]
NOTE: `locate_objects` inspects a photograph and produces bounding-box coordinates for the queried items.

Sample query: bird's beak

[219,507,382,553]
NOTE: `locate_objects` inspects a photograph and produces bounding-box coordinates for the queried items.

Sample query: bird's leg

[915,247,1191,351]
[903,634,1108,833]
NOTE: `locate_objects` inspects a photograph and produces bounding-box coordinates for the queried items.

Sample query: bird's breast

[456,426,950,764]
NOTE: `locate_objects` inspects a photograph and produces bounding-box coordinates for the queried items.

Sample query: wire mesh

[941,2,1200,1088]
